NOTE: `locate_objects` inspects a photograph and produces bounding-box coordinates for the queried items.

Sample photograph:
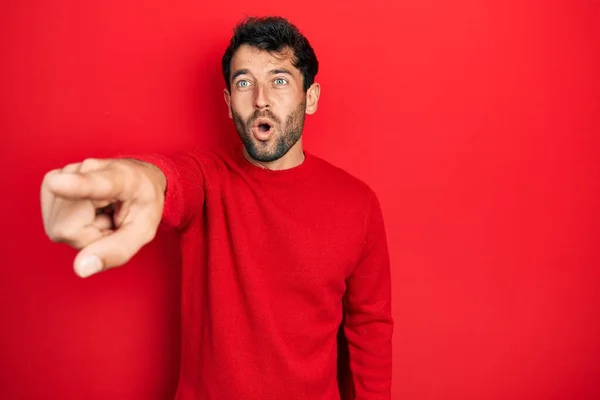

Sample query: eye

[236,80,250,87]
[274,78,288,85]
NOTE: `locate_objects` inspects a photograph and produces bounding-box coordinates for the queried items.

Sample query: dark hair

[221,16,319,92]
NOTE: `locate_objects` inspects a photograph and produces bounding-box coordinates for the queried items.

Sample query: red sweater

[137,145,393,400]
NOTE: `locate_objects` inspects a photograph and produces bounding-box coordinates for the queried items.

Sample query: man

[41,16,393,400]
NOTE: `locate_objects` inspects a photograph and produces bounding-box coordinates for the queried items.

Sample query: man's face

[224,44,319,163]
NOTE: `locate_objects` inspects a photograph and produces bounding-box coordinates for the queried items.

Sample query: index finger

[46,166,126,201]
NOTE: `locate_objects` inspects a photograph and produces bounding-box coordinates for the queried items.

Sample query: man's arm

[343,190,394,399]
[40,149,210,277]
[130,149,209,231]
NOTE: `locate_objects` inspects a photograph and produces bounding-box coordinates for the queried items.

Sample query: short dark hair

[221,16,319,92]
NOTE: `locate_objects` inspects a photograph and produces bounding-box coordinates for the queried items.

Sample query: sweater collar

[230,143,317,184]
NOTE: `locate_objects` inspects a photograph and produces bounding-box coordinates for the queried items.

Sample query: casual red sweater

[137,145,393,400]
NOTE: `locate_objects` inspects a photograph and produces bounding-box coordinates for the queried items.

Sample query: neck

[243,139,305,171]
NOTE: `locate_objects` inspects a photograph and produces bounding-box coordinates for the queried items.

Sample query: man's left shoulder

[308,153,378,202]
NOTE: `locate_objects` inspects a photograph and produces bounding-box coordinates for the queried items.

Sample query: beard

[232,100,306,162]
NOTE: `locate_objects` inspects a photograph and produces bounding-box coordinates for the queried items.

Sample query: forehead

[230,44,298,75]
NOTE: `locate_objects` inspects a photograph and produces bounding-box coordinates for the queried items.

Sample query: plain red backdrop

[1,1,599,399]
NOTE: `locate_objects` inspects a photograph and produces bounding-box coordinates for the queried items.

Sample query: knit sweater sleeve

[129,150,207,230]
[343,190,394,399]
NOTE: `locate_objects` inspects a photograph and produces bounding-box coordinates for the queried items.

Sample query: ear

[305,82,321,115]
[223,88,233,119]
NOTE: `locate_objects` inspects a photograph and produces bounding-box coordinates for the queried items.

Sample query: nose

[253,84,270,110]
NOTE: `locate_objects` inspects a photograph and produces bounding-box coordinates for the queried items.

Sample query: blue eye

[274,78,287,85]
[236,80,250,87]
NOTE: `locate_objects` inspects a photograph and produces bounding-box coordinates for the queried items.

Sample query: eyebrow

[269,68,293,76]
[231,68,249,81]
[231,68,294,81]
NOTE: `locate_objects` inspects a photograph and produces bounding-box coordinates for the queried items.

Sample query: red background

[1,1,599,399]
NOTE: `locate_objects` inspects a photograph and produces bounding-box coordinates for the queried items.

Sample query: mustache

[248,110,280,125]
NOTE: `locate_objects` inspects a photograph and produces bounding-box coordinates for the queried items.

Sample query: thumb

[73,220,157,278]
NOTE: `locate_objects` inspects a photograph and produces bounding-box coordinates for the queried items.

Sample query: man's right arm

[41,149,208,277]
[128,150,208,231]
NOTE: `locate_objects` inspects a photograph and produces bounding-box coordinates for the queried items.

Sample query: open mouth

[252,119,274,139]
[257,123,271,132]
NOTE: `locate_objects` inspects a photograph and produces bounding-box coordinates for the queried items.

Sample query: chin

[245,139,288,163]
[248,148,284,163]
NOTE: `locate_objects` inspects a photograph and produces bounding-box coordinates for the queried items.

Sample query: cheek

[273,92,302,113]
[230,97,253,118]
[231,90,252,106]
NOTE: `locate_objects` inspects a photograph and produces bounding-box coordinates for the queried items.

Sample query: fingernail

[77,255,103,278]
